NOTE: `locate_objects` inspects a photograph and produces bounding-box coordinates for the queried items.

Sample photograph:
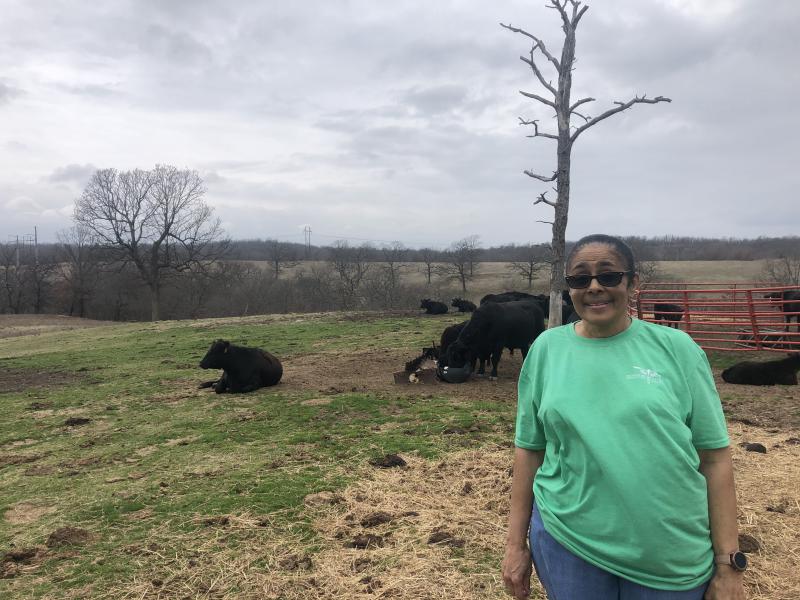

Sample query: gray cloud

[0,0,797,246]
[46,164,97,186]
[0,80,21,104]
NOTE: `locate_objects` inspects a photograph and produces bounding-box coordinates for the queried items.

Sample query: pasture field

[0,311,798,599]
[243,259,772,300]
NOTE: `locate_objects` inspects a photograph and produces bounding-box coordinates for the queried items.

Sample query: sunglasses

[564,271,631,289]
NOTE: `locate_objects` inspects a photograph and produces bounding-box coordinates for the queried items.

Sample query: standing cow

[444,300,545,380]
[766,290,800,330]
[199,340,283,393]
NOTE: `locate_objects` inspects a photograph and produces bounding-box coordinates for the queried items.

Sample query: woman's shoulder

[636,319,705,358]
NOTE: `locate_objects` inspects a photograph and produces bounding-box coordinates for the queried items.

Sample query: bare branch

[536,220,555,225]
[500,22,561,70]
[518,117,559,140]
[571,111,590,123]
[571,95,672,142]
[569,97,595,112]
[551,0,572,31]
[520,50,557,96]
[519,90,557,108]
[525,170,558,182]
[572,1,589,26]
[534,192,557,208]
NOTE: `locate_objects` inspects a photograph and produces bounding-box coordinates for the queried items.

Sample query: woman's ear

[629,272,640,291]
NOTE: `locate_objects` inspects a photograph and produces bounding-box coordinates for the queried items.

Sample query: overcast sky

[1,0,798,248]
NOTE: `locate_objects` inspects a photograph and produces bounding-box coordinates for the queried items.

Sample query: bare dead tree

[74,165,229,321]
[265,239,299,280]
[0,243,25,313]
[437,237,481,292]
[502,1,670,326]
[328,241,373,309]
[23,260,57,314]
[509,243,550,290]
[418,247,438,284]
[760,255,800,285]
[57,225,101,318]
[381,241,408,291]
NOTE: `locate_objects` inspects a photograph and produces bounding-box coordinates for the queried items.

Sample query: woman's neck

[576,315,632,339]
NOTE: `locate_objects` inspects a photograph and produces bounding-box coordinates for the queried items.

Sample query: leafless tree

[265,239,298,280]
[328,241,373,309]
[57,225,100,318]
[23,260,57,314]
[760,255,800,285]
[381,241,408,291]
[502,1,670,326]
[0,243,25,313]
[509,243,550,290]
[418,247,438,284]
[438,236,481,292]
[74,165,228,321]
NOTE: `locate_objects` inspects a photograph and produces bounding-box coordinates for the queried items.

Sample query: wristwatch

[714,550,748,572]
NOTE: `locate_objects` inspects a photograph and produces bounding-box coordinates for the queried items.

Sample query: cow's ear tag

[224,346,228,353]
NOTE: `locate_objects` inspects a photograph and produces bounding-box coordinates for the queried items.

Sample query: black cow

[721,353,800,386]
[479,291,536,305]
[654,303,684,328]
[437,321,487,373]
[440,321,468,355]
[766,290,800,329]
[451,298,477,312]
[199,340,283,393]
[444,300,545,380]
[420,299,448,315]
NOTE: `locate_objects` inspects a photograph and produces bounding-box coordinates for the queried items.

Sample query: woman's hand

[502,543,533,599]
[704,567,745,600]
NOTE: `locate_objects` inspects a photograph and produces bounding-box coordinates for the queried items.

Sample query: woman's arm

[502,447,545,599]
[698,446,745,600]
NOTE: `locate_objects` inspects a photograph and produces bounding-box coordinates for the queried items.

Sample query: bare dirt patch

[0,368,83,395]
[4,502,57,525]
[281,346,523,406]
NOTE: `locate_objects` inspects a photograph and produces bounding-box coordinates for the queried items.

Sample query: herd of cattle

[195,289,800,392]
[417,291,573,382]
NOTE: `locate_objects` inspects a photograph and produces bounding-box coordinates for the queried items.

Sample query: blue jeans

[529,504,710,600]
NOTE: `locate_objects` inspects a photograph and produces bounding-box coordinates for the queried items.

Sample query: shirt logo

[626,366,663,384]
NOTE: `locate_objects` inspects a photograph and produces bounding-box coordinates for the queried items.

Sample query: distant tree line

[1,233,797,322]
[2,163,798,321]
[227,235,800,263]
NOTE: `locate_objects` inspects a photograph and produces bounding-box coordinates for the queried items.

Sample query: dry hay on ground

[96,419,800,600]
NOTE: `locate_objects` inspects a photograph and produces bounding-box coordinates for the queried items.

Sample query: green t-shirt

[515,318,729,590]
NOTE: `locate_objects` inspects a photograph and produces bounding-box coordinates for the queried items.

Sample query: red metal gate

[633,283,800,352]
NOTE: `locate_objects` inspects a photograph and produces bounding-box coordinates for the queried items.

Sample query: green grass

[0,313,508,598]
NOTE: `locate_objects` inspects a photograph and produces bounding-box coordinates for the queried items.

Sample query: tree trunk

[547,18,576,328]
[150,283,161,321]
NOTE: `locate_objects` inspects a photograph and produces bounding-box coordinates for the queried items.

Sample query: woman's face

[567,243,638,337]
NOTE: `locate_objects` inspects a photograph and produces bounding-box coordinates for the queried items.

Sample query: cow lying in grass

[451,297,476,312]
[420,299,448,314]
[199,340,283,393]
[721,353,800,386]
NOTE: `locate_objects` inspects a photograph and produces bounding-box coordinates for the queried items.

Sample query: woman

[502,234,745,600]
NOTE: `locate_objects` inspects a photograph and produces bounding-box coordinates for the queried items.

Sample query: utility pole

[303,225,312,259]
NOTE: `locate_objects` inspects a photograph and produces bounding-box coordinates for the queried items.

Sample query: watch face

[732,551,748,570]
